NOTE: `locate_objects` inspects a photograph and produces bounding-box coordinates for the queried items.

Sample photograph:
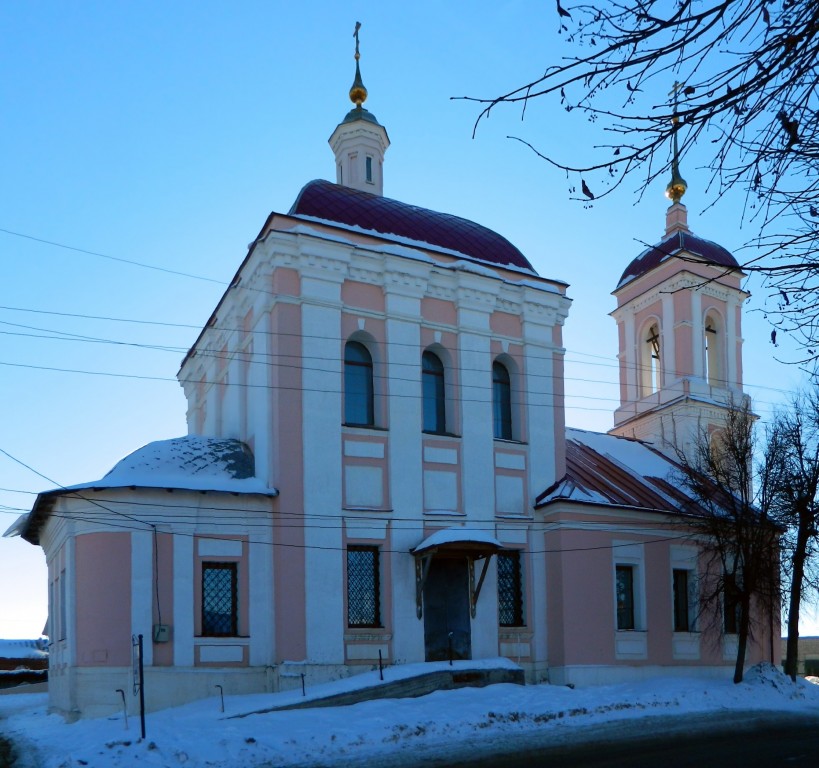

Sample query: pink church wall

[270,301,307,661]
[490,311,523,339]
[421,297,457,326]
[342,280,386,313]
[75,533,131,667]
[272,267,300,297]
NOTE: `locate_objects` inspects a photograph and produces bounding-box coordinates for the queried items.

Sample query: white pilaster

[385,289,425,664]
[173,534,194,667]
[661,291,676,383]
[690,289,703,379]
[302,296,344,664]
[726,296,739,388]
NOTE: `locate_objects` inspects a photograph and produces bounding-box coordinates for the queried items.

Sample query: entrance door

[423,557,472,662]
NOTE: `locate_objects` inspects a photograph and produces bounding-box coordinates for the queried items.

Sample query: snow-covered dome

[102,435,256,485]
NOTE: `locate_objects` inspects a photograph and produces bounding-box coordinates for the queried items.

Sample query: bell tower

[608,114,750,459]
[328,22,390,196]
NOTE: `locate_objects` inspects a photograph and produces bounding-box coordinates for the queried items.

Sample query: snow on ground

[1,662,818,768]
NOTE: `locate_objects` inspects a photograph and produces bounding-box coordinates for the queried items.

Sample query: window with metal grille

[346,546,381,627]
[497,551,525,627]
[202,562,238,636]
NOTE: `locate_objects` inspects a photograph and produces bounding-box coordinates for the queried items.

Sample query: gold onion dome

[665,162,687,203]
[349,59,368,107]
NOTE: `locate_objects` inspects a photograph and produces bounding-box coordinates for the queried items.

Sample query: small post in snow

[116,689,128,730]
[378,649,384,680]
[448,632,454,666]
[301,672,306,697]
[137,634,146,740]
[215,684,224,713]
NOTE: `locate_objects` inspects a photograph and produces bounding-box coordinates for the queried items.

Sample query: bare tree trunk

[735,593,752,684]
[785,519,810,680]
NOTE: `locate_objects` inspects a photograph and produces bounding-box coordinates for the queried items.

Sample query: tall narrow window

[202,563,238,637]
[492,361,512,440]
[422,351,446,433]
[641,322,661,396]
[344,341,374,426]
[498,551,525,627]
[347,546,381,627]
[673,569,693,632]
[616,565,635,630]
[365,156,373,183]
[704,313,723,386]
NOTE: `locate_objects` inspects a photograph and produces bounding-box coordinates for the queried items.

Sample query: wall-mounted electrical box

[152,624,171,643]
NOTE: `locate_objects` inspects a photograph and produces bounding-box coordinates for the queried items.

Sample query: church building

[9,36,776,717]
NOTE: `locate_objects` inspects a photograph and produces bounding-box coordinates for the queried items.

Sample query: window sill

[423,430,461,439]
[343,423,388,432]
[493,437,528,446]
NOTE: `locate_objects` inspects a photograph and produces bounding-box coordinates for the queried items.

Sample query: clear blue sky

[1,1,812,638]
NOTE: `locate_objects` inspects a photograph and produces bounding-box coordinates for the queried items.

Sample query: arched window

[344,341,374,426]
[422,351,446,433]
[640,322,661,397]
[704,312,724,386]
[492,361,513,440]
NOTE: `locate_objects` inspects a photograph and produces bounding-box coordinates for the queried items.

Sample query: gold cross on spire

[349,22,368,107]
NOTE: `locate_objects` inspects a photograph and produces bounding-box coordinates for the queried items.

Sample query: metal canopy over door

[411,527,505,664]
[422,556,471,662]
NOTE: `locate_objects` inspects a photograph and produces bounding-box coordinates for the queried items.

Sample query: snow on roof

[412,527,504,555]
[0,639,47,660]
[537,428,687,512]
[13,437,277,545]
[65,436,277,496]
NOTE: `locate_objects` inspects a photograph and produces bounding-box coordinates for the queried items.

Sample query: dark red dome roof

[289,179,535,272]
[617,230,740,289]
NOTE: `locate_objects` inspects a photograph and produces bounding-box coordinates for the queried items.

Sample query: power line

[0,227,226,285]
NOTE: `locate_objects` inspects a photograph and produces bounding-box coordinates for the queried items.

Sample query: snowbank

[0,663,817,768]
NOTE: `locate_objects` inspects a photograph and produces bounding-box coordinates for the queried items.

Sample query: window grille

[497,551,524,627]
[347,546,381,627]
[202,562,238,636]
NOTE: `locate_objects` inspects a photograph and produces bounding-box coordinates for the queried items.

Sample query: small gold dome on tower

[349,60,368,107]
[665,165,687,203]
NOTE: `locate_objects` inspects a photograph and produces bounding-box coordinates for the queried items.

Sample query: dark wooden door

[423,558,471,662]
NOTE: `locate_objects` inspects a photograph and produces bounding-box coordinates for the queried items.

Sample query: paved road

[438,711,819,768]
